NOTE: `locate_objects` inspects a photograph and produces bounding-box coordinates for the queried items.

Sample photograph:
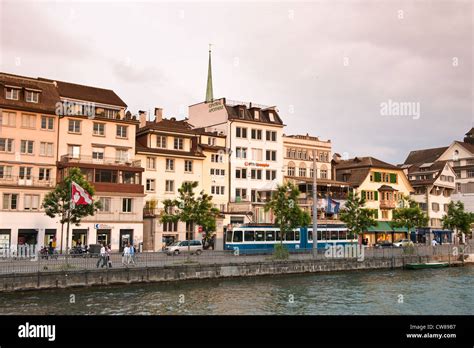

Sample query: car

[393,239,414,248]
[375,241,394,248]
[165,240,203,256]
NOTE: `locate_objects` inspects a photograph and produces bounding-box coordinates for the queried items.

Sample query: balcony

[228,201,253,213]
[60,155,142,168]
[0,176,55,188]
[380,199,397,209]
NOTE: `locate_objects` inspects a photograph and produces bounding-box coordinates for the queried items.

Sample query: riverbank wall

[0,253,464,293]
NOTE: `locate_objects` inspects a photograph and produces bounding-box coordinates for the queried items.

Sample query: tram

[224,224,356,253]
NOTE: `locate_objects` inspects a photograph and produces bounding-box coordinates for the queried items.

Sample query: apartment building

[335,156,414,246]
[283,134,349,222]
[0,73,60,249]
[136,109,206,250]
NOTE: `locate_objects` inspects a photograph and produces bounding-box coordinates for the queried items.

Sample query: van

[165,240,203,256]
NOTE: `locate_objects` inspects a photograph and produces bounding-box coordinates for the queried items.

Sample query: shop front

[18,229,38,246]
[96,229,111,246]
[44,229,57,248]
[0,229,11,250]
[364,222,408,246]
[72,229,88,247]
[414,228,453,245]
[119,229,133,252]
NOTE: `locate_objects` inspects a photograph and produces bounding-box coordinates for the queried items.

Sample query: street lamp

[312,150,318,254]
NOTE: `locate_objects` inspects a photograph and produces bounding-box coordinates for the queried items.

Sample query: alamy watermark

[324,244,365,261]
[380,99,420,120]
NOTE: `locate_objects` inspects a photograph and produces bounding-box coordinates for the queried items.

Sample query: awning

[366,221,408,233]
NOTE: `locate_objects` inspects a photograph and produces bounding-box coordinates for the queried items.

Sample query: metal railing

[0,244,462,275]
[60,155,142,168]
[0,175,55,187]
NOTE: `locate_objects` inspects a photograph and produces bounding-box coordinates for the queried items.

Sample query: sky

[0,0,472,164]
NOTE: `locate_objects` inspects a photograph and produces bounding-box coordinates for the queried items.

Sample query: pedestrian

[97,243,107,268]
[106,244,112,268]
[431,238,438,247]
[129,243,136,265]
[122,244,130,266]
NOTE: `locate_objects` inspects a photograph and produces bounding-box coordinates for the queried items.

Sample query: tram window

[331,231,338,240]
[276,230,282,241]
[317,231,322,240]
[339,230,347,240]
[226,231,233,243]
[233,230,243,242]
[295,231,300,241]
[255,231,265,241]
[347,230,355,239]
[265,231,275,241]
[308,230,312,241]
[244,230,255,242]
[285,231,295,241]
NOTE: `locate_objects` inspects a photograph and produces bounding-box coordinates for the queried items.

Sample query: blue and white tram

[224,224,356,253]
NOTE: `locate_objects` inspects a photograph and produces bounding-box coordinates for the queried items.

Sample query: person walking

[97,243,107,268]
[129,243,136,265]
[106,244,112,268]
[122,244,130,266]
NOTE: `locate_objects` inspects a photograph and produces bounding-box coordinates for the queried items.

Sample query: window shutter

[361,190,366,199]
[374,172,382,182]
[390,173,397,183]
[374,191,378,200]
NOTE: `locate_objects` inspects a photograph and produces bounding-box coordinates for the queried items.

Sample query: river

[0,266,472,315]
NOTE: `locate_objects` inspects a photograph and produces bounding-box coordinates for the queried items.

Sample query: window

[24,194,40,210]
[5,88,19,100]
[92,148,104,160]
[236,147,247,159]
[299,167,306,177]
[233,230,243,242]
[68,145,81,158]
[165,180,174,192]
[166,159,175,171]
[20,140,34,154]
[251,169,262,180]
[235,188,247,200]
[211,154,223,163]
[265,230,275,241]
[0,165,13,179]
[19,167,32,179]
[244,230,255,242]
[211,168,225,175]
[251,129,262,140]
[39,168,51,181]
[444,204,449,212]
[468,170,474,178]
[266,131,277,141]
[104,109,118,119]
[146,157,156,169]
[174,138,184,150]
[268,112,275,122]
[266,150,276,161]
[208,137,216,145]
[211,186,225,195]
[122,198,133,213]
[2,112,16,127]
[163,221,178,232]
[238,108,245,119]
[39,116,54,130]
[236,168,247,179]
[115,149,128,162]
[25,91,39,103]
[432,203,440,212]
[0,138,14,153]
[185,160,193,173]
[21,114,36,128]
[287,166,295,176]
[146,179,156,192]
[3,193,18,210]
[266,170,277,181]
[95,169,117,183]
[157,136,167,148]
[254,110,260,120]
[93,122,105,136]
[98,197,111,212]
[40,142,53,157]
[252,148,263,161]
[381,210,389,219]
[116,125,128,138]
[320,170,328,179]
[236,127,247,138]
[68,119,81,133]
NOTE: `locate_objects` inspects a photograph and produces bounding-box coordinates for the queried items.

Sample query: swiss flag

[71,181,93,206]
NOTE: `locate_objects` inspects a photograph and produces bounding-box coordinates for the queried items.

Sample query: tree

[390,197,428,235]
[339,191,377,242]
[160,182,220,254]
[264,182,311,258]
[43,167,101,253]
[442,201,474,242]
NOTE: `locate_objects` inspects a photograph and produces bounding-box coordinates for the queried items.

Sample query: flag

[71,181,93,206]
[326,196,340,214]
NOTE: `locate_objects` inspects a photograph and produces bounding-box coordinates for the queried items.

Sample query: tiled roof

[225,104,284,125]
[455,141,474,154]
[403,146,448,165]
[407,161,449,185]
[336,157,399,170]
[138,119,197,135]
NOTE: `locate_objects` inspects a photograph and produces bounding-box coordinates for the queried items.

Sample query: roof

[137,118,197,135]
[454,140,474,154]
[198,144,227,152]
[407,160,450,186]
[378,185,397,191]
[135,143,205,158]
[0,72,61,114]
[39,78,127,107]
[403,146,448,165]
[335,157,399,170]
[225,104,284,125]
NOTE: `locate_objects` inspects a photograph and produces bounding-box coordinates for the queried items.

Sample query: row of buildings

[0,54,470,251]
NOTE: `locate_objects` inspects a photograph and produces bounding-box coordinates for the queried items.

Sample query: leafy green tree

[391,197,428,235]
[43,167,101,253]
[160,182,220,253]
[339,191,377,241]
[264,182,311,258]
[442,201,474,241]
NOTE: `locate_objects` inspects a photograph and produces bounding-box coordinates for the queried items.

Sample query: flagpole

[65,181,73,265]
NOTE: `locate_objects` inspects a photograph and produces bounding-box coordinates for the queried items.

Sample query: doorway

[119,229,133,252]
[96,229,111,246]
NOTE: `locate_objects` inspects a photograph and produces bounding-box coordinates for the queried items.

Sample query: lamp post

[312,150,318,254]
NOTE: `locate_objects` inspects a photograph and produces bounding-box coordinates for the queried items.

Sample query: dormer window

[25,90,39,103]
[239,108,245,119]
[268,112,275,122]
[5,87,20,100]
[254,110,260,120]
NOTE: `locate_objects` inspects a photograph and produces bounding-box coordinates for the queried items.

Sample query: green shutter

[390,173,397,183]
[374,210,378,219]
[361,190,366,199]
[374,191,378,200]
[374,172,382,182]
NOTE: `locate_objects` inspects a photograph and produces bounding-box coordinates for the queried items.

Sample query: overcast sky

[1,0,472,163]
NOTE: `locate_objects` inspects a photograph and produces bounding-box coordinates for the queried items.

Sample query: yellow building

[335,156,414,246]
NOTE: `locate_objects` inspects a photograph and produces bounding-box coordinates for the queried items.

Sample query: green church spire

[205,44,214,103]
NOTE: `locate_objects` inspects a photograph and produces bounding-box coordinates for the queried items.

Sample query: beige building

[335,156,414,246]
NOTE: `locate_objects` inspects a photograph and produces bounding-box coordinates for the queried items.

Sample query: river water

[1,266,472,315]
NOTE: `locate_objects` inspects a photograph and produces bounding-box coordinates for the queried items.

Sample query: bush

[273,244,289,260]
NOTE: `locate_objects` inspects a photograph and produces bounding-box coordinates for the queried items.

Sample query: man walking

[96,243,107,268]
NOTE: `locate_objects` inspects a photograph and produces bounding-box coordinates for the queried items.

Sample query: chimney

[138,110,147,128]
[154,108,163,123]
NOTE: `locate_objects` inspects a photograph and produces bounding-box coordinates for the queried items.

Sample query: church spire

[205,44,214,103]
